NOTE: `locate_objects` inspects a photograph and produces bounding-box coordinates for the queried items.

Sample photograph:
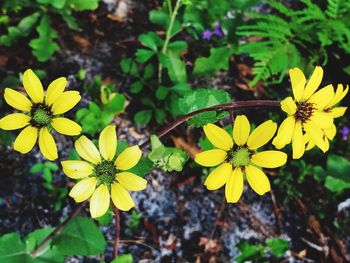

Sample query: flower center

[31,104,52,127]
[295,101,314,123]
[227,147,251,167]
[95,161,116,185]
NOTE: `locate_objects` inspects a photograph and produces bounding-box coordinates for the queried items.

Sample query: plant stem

[31,202,85,257]
[113,204,120,259]
[140,100,280,148]
[158,0,182,84]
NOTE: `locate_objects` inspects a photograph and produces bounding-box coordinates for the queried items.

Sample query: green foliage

[236,238,289,262]
[148,135,188,172]
[125,210,143,236]
[237,0,350,85]
[112,254,133,263]
[0,0,100,61]
[178,88,231,127]
[0,233,33,262]
[52,216,106,256]
[313,154,350,194]
[76,93,126,136]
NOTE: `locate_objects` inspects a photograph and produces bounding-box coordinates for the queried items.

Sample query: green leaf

[25,228,64,263]
[112,254,133,263]
[326,155,350,183]
[120,58,138,77]
[0,12,41,46]
[135,49,155,63]
[235,241,266,263]
[68,0,99,11]
[128,157,153,177]
[325,177,350,194]
[148,135,188,172]
[178,88,231,127]
[29,15,59,62]
[149,10,169,26]
[266,238,289,257]
[52,216,106,256]
[193,47,232,76]
[130,81,143,94]
[159,51,187,83]
[156,86,169,100]
[106,93,126,113]
[134,110,152,126]
[30,163,44,174]
[95,208,114,225]
[37,0,66,9]
[139,32,158,52]
[168,41,188,53]
[0,233,32,262]
[143,64,155,80]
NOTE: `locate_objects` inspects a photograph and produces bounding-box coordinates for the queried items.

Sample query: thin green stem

[158,0,182,84]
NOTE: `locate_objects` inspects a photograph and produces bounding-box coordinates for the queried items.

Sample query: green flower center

[95,161,117,185]
[228,147,251,167]
[295,101,314,123]
[31,104,52,127]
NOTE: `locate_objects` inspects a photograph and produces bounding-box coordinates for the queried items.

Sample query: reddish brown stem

[113,204,120,259]
[31,202,85,257]
[140,100,280,148]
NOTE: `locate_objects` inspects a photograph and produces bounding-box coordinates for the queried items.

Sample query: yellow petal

[22,69,44,103]
[38,127,58,160]
[307,84,334,109]
[327,84,348,108]
[280,97,297,115]
[251,150,287,168]
[289,67,306,102]
[302,66,323,100]
[310,111,333,129]
[75,135,101,164]
[14,126,38,154]
[247,120,277,150]
[245,165,271,195]
[203,123,233,151]
[272,116,295,149]
[305,140,315,151]
[330,107,347,118]
[324,124,336,140]
[4,88,32,112]
[69,177,97,203]
[0,113,31,130]
[204,162,232,190]
[99,125,117,161]
[233,115,250,146]
[51,117,82,136]
[116,172,147,191]
[194,149,227,167]
[304,122,328,153]
[225,167,243,203]
[61,160,94,179]
[90,184,110,218]
[45,77,67,106]
[51,91,81,115]
[115,145,142,170]
[111,182,135,211]
[291,122,305,159]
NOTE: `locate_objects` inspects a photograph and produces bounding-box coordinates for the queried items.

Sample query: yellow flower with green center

[272,66,348,159]
[195,115,287,203]
[61,125,147,218]
[0,69,82,160]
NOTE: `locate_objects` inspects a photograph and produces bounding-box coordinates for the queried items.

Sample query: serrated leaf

[29,15,59,62]
[159,51,187,83]
[52,217,106,256]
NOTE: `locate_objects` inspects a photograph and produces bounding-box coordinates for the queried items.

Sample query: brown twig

[270,187,281,234]
[31,202,85,257]
[113,204,120,259]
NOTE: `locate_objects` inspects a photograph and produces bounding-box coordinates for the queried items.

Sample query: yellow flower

[273,66,348,159]
[195,115,287,203]
[0,69,82,160]
[62,125,147,218]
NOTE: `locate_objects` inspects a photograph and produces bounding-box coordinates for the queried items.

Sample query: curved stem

[140,100,280,148]
[113,204,120,259]
[31,202,85,257]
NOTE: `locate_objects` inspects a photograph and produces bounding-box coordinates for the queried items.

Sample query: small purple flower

[201,29,212,41]
[341,126,350,140]
[213,26,223,37]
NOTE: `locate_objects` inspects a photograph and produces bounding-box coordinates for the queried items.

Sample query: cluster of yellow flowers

[0,66,347,217]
